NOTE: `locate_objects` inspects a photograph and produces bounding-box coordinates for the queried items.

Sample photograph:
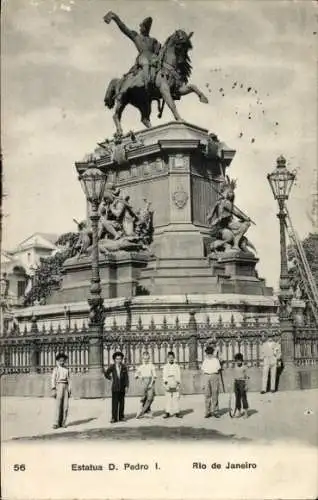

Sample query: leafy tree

[287,232,318,320]
[55,232,79,248]
[24,232,79,306]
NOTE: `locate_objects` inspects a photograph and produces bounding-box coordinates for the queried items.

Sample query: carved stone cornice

[158,139,201,151]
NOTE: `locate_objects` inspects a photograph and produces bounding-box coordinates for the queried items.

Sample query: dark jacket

[104,363,129,392]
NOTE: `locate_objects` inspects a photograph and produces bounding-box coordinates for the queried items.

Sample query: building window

[17,280,26,298]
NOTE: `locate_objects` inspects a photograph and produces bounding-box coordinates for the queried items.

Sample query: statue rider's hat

[140,17,152,33]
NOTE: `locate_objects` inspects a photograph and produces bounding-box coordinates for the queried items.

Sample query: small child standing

[162,351,182,419]
[51,353,71,429]
[135,351,156,419]
[201,345,221,418]
[232,353,249,418]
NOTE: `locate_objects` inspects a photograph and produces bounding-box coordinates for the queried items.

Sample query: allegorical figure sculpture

[207,176,256,255]
[103,11,208,136]
[70,185,154,258]
[98,184,126,240]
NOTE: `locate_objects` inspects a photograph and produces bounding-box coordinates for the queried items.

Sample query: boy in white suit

[162,351,182,418]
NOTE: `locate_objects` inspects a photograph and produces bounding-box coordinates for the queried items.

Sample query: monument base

[210,251,272,296]
[137,251,272,296]
[47,251,149,304]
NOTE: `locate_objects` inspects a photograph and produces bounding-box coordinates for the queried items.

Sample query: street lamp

[79,161,107,376]
[267,155,296,303]
[267,155,297,388]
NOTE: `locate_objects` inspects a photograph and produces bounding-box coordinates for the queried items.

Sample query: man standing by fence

[201,345,222,418]
[51,353,71,429]
[162,351,182,418]
[260,336,282,394]
[104,351,129,423]
[135,351,156,418]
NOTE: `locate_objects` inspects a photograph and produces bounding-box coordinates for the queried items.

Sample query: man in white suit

[260,337,281,394]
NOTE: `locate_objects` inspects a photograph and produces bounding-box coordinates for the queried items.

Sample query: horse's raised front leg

[113,99,125,136]
[178,84,209,104]
[158,78,183,121]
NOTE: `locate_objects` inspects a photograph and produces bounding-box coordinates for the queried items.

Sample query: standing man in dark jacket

[104,351,129,423]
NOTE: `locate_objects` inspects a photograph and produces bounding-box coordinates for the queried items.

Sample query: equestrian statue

[103,12,208,136]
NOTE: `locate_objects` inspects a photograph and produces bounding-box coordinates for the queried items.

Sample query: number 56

[13,464,26,471]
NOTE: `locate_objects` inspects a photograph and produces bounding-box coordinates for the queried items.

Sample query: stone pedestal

[48,252,149,304]
[211,251,273,296]
[137,251,273,296]
[50,121,272,303]
[76,121,235,267]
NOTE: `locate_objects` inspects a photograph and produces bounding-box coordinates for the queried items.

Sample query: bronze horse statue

[104,29,208,136]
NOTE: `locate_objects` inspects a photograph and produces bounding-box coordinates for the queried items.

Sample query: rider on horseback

[103,13,209,135]
[104,12,161,88]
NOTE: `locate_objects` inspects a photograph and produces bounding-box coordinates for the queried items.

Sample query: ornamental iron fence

[0,313,317,374]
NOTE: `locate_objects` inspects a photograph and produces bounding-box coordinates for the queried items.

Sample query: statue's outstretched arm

[104,11,137,42]
[231,205,250,222]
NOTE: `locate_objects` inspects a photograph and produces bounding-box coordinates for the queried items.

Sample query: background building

[7,233,59,275]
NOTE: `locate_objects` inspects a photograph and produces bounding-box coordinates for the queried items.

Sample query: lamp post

[0,273,9,336]
[267,155,297,388]
[79,162,107,377]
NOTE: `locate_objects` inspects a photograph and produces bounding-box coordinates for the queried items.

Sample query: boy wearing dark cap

[51,353,71,429]
[232,353,249,418]
[104,351,129,423]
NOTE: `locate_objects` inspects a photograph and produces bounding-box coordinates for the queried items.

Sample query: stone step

[141,267,219,278]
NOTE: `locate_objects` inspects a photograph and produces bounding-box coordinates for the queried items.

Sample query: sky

[1,0,317,289]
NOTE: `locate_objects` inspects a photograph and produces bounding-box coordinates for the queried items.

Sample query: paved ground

[2,390,318,445]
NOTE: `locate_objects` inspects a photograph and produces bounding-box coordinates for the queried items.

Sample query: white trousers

[165,390,180,415]
[262,362,277,392]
